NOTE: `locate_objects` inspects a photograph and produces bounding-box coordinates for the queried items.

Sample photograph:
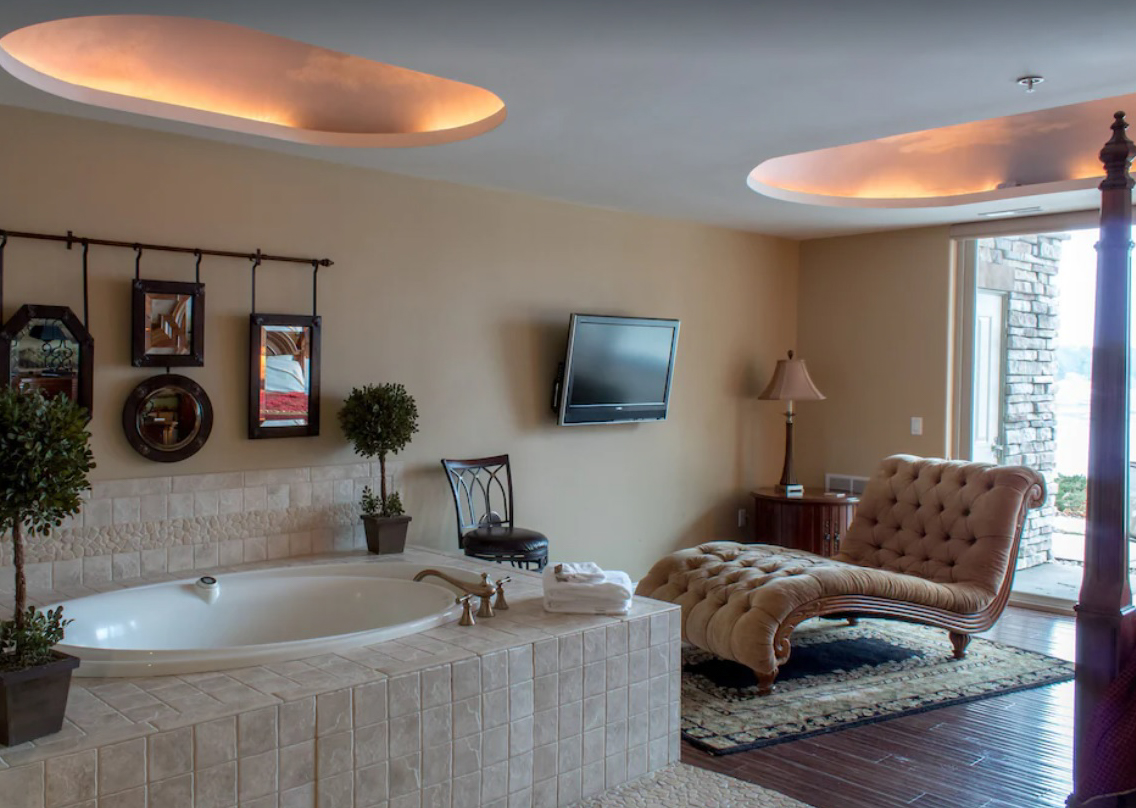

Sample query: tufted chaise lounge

[635,455,1045,694]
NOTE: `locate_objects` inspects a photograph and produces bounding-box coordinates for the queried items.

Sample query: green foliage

[1056,473,1087,516]
[360,485,403,518]
[338,383,419,461]
[340,384,418,517]
[0,606,70,672]
[0,388,95,537]
[0,388,93,670]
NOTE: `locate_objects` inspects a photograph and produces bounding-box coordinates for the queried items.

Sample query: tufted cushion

[832,455,1042,594]
[634,455,1044,680]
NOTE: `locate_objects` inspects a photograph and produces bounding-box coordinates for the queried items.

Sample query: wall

[0,106,797,578]
[795,226,954,486]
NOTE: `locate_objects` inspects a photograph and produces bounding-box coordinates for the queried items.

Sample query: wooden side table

[751,488,859,557]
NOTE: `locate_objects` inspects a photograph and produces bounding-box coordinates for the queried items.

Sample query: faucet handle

[494,576,511,611]
[456,594,476,626]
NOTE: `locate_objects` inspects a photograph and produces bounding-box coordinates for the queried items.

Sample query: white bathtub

[54,561,474,677]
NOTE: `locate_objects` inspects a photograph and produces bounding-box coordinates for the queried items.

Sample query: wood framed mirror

[249,313,321,439]
[0,304,94,415]
[122,374,213,462]
[132,279,205,367]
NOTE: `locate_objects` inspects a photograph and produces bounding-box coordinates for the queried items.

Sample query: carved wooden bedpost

[1073,111,1136,807]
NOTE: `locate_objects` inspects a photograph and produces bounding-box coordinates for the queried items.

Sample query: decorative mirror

[249,314,321,439]
[122,374,213,462]
[0,304,94,415]
[132,279,205,366]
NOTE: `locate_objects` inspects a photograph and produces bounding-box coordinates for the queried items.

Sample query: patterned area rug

[682,618,1074,755]
[574,763,813,807]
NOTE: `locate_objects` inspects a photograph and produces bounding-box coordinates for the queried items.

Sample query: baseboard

[1008,590,1076,616]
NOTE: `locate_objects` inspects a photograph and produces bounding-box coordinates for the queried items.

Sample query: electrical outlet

[738,508,748,528]
[911,416,923,436]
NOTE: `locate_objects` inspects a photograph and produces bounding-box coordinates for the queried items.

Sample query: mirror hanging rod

[0,227,333,268]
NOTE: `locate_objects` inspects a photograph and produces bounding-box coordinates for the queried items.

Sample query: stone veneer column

[976,234,1063,569]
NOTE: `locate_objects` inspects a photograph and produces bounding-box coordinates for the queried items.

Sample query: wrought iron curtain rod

[0,227,334,267]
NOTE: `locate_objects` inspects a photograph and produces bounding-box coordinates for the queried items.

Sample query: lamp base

[777,483,804,497]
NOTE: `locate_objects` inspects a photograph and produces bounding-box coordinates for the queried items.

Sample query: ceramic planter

[362,514,412,554]
[0,651,80,746]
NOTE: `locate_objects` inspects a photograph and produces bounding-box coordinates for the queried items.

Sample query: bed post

[1072,111,1136,807]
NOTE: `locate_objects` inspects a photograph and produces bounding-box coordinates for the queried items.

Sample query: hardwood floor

[681,607,1076,808]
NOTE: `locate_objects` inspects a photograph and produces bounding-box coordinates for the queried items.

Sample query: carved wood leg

[756,670,777,696]
[847,617,859,626]
[949,631,972,659]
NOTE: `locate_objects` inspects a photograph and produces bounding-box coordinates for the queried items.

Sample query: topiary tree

[338,383,419,518]
[0,388,94,671]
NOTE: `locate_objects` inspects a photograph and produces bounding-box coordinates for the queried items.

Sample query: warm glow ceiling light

[0,15,507,147]
[747,92,1136,209]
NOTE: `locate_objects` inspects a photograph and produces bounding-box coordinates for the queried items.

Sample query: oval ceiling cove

[0,15,507,147]
[748,92,1136,208]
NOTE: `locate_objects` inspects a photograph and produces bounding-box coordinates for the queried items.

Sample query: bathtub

[54,561,474,677]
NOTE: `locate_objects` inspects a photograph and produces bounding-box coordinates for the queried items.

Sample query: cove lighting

[0,16,507,147]
[748,93,1136,208]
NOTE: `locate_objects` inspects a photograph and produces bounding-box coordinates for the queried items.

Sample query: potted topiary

[0,388,94,746]
[338,383,419,554]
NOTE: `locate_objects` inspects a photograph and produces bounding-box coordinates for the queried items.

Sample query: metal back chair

[441,454,549,570]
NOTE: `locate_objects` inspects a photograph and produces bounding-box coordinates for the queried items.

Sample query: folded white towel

[554,562,606,584]
[542,567,634,603]
[543,595,632,616]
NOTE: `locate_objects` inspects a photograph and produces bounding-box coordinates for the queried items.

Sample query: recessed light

[977,207,1044,218]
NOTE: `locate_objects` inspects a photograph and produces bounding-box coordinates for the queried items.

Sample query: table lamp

[758,350,825,496]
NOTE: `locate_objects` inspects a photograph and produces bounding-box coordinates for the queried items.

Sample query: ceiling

[1,0,1135,239]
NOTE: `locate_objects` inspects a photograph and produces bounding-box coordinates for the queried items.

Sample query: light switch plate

[911,416,923,436]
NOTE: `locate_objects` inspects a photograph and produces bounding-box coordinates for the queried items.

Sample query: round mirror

[123,374,213,462]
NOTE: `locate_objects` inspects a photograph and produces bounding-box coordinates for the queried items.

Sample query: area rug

[682,617,1074,755]
[573,763,813,807]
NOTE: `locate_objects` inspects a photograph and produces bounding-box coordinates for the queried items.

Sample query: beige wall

[795,226,954,487]
[0,106,797,576]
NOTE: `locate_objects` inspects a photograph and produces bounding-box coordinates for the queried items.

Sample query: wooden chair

[440,455,550,570]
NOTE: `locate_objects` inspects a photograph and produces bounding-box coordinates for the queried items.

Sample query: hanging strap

[194,250,203,284]
[134,244,143,281]
[0,229,6,320]
[312,260,320,319]
[81,240,90,327]
[250,249,262,313]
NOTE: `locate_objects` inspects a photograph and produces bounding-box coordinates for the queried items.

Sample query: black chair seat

[462,526,549,557]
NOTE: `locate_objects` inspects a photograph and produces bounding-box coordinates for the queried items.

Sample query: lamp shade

[758,350,825,402]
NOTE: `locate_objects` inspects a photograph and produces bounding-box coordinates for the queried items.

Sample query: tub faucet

[195,576,220,604]
[413,570,496,619]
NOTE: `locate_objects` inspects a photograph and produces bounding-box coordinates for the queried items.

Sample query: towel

[542,566,634,615]
[543,596,631,616]
[554,562,606,584]
[542,567,633,601]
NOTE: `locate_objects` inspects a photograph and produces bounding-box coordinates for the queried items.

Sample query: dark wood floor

[682,607,1076,808]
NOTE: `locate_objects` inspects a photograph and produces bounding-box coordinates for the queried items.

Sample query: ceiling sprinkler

[1017,76,1044,93]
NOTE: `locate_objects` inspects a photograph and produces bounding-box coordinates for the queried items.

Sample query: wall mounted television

[553,314,680,426]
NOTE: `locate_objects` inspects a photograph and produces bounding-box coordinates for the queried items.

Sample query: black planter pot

[362,514,412,554]
[0,651,80,746]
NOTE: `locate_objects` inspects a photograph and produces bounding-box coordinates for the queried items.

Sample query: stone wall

[977,234,1063,569]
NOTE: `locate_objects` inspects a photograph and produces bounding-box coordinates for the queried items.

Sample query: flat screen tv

[554,314,680,425]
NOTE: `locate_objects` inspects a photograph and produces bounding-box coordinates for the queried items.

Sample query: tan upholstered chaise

[635,455,1045,694]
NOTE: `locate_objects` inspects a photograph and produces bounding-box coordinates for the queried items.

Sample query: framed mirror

[122,374,213,462]
[132,279,205,367]
[249,314,321,439]
[0,304,94,415]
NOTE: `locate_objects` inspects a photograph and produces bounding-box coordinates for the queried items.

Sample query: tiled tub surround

[0,549,682,808]
[0,463,395,593]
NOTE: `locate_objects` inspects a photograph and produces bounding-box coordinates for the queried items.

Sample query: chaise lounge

[636,454,1045,693]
